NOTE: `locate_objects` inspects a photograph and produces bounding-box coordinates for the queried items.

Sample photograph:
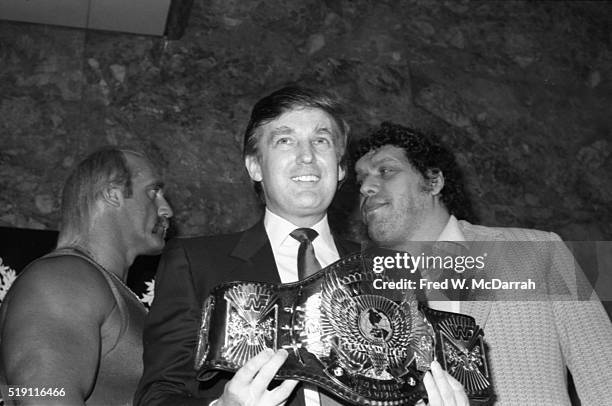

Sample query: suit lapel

[229,220,280,284]
[458,221,505,327]
[333,235,360,257]
[227,219,357,285]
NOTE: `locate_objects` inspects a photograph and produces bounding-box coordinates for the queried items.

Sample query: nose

[359,175,379,197]
[297,141,314,164]
[157,195,173,219]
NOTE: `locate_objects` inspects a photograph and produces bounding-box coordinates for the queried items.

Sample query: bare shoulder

[4,255,115,322]
[1,255,118,394]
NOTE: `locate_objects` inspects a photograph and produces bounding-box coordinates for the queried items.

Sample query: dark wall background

[1,0,611,242]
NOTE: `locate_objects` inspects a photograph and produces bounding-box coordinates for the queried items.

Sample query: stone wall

[1,0,610,241]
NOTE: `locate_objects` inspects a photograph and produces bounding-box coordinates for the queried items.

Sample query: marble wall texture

[1,0,611,241]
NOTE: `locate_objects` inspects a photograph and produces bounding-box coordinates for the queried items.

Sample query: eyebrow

[269,126,294,136]
[370,156,402,166]
[355,156,401,175]
[314,125,333,135]
[270,125,334,135]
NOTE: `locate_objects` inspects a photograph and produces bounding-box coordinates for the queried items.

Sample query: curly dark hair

[354,122,475,221]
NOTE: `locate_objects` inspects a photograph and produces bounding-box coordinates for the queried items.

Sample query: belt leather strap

[195,251,492,405]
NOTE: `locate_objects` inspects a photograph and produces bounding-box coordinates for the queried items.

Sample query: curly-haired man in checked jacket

[354,122,612,405]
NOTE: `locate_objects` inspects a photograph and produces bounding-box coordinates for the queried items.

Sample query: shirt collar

[263,208,335,249]
[437,215,466,242]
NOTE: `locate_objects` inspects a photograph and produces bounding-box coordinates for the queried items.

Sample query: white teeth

[292,175,319,182]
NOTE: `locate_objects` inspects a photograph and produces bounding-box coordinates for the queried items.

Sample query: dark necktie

[290,228,322,279]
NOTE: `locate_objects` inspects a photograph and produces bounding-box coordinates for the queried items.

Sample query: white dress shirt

[428,214,464,314]
[263,208,340,406]
[412,215,466,406]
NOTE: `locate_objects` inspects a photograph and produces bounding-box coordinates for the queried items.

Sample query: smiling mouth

[291,175,320,182]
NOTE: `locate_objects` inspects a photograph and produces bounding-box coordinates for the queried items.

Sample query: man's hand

[423,360,469,406]
[215,349,299,406]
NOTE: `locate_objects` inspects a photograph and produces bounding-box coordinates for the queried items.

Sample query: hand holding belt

[195,250,492,406]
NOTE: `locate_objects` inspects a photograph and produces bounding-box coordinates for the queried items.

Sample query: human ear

[338,165,346,182]
[245,155,263,182]
[101,185,123,208]
[429,170,445,196]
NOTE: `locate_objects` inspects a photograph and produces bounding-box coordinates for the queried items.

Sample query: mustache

[152,216,170,234]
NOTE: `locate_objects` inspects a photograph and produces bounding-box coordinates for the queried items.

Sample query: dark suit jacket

[135,220,359,406]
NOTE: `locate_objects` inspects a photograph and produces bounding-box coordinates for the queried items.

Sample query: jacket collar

[230,219,269,262]
[228,217,357,284]
[333,234,359,257]
[456,220,504,327]
[229,219,280,284]
[458,220,505,242]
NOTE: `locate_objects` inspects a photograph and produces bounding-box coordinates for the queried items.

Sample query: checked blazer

[457,221,612,405]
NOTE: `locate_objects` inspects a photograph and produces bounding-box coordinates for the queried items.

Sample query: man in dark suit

[135,86,359,406]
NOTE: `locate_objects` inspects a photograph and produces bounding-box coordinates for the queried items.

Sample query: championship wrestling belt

[195,251,492,405]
